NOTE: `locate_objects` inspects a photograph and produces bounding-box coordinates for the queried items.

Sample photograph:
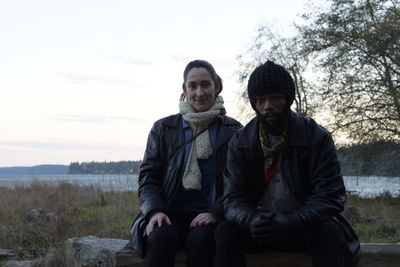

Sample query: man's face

[255,92,287,127]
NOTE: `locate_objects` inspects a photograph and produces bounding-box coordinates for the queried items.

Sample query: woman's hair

[182,59,223,95]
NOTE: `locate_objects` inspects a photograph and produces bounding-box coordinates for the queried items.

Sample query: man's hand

[249,212,292,244]
[190,212,217,228]
[249,214,276,243]
[146,212,172,236]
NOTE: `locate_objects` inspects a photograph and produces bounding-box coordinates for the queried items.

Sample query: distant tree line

[337,141,400,176]
[64,141,399,176]
[68,160,142,174]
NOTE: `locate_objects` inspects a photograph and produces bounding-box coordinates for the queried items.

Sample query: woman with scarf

[129,60,242,267]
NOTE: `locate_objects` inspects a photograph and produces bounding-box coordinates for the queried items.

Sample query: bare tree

[299,0,400,143]
[236,24,318,120]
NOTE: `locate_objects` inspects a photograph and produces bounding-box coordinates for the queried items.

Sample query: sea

[0,174,399,198]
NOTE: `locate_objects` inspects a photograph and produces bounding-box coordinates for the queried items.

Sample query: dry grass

[0,182,399,265]
[346,193,400,242]
[0,181,139,265]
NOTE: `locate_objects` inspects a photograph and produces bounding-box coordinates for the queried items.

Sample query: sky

[0,0,310,167]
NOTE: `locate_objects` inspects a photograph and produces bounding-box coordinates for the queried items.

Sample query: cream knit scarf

[179,95,225,190]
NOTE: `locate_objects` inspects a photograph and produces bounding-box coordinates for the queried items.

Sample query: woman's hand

[146,212,172,236]
[189,212,217,228]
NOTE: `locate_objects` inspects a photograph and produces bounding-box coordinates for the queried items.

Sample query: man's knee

[313,220,344,239]
[215,220,242,241]
[311,220,346,249]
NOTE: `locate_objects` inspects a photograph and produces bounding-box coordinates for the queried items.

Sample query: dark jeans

[215,220,353,267]
[146,212,216,267]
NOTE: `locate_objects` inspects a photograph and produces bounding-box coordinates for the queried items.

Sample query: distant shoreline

[1,140,399,176]
[0,164,69,175]
[0,161,142,175]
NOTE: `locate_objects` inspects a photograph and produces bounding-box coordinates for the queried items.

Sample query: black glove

[249,212,278,243]
[249,212,301,244]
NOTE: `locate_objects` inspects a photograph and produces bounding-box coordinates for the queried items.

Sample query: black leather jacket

[223,112,360,264]
[130,114,242,256]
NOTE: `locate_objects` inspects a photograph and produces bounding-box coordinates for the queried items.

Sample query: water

[343,176,400,198]
[0,175,399,198]
[0,174,138,192]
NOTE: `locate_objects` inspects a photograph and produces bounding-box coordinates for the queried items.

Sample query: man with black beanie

[215,61,360,267]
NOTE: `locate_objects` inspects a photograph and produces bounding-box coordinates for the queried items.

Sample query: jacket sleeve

[209,121,243,221]
[223,133,258,230]
[292,132,346,227]
[209,198,224,221]
[138,120,167,220]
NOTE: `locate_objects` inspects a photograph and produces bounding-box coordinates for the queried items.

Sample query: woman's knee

[186,224,216,250]
[147,225,178,246]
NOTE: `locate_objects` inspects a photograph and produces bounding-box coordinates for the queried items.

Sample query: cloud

[60,72,137,87]
[172,54,198,64]
[0,140,142,152]
[171,54,238,68]
[54,114,150,124]
[112,55,153,65]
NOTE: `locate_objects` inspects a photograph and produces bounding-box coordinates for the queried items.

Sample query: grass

[346,193,400,243]
[0,182,399,266]
[0,181,139,266]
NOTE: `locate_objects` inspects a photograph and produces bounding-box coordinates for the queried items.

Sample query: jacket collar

[161,113,238,128]
[287,111,310,147]
[161,113,240,150]
[162,114,182,128]
[215,115,241,149]
[237,111,310,149]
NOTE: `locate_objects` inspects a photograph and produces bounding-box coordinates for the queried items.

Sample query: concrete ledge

[65,236,400,267]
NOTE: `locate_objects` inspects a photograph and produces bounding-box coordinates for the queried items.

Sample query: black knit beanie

[247,61,295,110]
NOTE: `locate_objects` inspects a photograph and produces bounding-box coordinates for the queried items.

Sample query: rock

[45,212,57,223]
[363,216,379,223]
[24,209,58,223]
[0,249,17,261]
[3,260,42,267]
[65,236,129,267]
[25,209,42,221]
[0,223,6,233]
[342,206,386,224]
[0,249,46,262]
[341,206,361,223]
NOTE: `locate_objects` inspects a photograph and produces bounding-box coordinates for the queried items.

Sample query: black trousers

[146,212,216,267]
[215,220,353,267]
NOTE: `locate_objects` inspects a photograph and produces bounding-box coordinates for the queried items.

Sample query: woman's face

[183,67,218,112]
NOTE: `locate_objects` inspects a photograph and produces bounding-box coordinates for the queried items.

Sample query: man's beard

[258,107,290,135]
